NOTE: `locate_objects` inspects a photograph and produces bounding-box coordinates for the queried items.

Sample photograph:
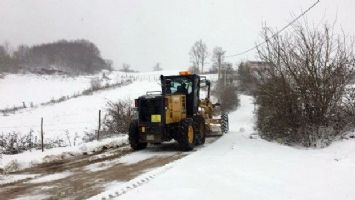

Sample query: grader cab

[129,71,229,151]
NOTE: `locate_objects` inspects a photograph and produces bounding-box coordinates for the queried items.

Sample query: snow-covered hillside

[0,74,94,109]
[0,70,184,110]
[0,71,182,143]
[93,95,355,200]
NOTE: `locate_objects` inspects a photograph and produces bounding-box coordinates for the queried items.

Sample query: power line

[225,0,320,58]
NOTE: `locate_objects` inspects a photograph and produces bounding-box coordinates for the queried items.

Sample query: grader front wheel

[194,117,206,145]
[221,113,229,134]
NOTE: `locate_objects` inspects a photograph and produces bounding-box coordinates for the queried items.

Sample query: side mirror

[165,79,172,87]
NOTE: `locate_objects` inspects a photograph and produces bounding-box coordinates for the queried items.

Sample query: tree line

[0,39,112,75]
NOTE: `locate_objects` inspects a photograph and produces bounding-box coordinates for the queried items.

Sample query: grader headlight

[179,71,192,76]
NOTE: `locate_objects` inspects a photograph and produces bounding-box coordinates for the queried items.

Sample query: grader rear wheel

[129,120,147,150]
[178,119,195,151]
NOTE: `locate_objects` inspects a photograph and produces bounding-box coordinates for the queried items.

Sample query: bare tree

[212,47,225,79]
[189,39,208,73]
[103,100,133,134]
[153,62,163,71]
[255,23,355,147]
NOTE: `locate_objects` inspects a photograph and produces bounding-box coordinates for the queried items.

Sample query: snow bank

[0,173,39,185]
[0,135,128,172]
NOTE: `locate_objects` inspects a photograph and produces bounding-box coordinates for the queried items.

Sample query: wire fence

[0,108,112,154]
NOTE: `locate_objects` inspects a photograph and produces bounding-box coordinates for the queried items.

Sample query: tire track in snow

[90,162,175,200]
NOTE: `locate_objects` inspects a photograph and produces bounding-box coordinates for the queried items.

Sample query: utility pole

[224,68,227,87]
[41,117,44,152]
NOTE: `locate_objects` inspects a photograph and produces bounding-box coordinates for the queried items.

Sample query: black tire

[194,116,206,145]
[129,120,147,150]
[178,119,195,151]
[221,113,229,134]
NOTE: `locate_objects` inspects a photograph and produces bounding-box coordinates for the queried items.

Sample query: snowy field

[93,95,355,200]
[0,70,202,110]
[0,71,123,109]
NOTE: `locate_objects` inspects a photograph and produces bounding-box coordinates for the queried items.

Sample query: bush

[0,131,69,154]
[236,62,264,94]
[0,131,52,154]
[103,100,133,134]
[0,132,33,154]
[212,80,239,113]
[255,23,355,147]
[3,160,20,173]
[90,77,102,90]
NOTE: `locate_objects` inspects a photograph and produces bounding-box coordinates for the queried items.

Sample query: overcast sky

[0,0,354,71]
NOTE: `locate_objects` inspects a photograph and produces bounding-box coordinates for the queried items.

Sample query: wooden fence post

[97,110,101,140]
[41,117,44,152]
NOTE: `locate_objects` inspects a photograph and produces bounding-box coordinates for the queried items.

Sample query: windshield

[165,78,192,95]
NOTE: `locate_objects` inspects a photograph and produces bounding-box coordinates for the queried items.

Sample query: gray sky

[0,0,354,71]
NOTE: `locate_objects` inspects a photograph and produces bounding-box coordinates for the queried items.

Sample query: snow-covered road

[95,95,355,200]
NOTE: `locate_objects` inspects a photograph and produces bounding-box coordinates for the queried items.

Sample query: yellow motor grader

[129,71,229,151]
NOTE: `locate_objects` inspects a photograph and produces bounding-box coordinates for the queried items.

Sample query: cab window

[166,78,192,95]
